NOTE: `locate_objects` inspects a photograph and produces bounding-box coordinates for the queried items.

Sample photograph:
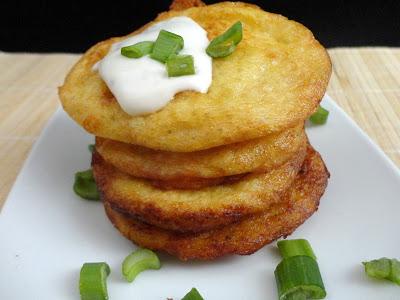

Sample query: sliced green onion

[363,258,400,285]
[73,169,100,200]
[309,105,329,125]
[88,144,95,153]
[206,21,243,58]
[285,291,309,300]
[166,55,195,77]
[364,258,391,279]
[122,248,161,282]
[121,41,154,58]
[278,239,317,260]
[79,262,110,300]
[150,30,184,63]
[275,256,326,300]
[181,288,204,300]
[392,259,400,285]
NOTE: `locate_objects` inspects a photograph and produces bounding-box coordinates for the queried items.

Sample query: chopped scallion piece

[79,262,110,300]
[122,248,161,282]
[88,144,95,153]
[275,256,326,300]
[73,169,100,200]
[206,21,243,58]
[181,288,204,300]
[166,55,195,77]
[363,258,400,285]
[278,239,317,260]
[121,41,154,58]
[286,290,309,300]
[151,30,184,63]
[309,105,329,125]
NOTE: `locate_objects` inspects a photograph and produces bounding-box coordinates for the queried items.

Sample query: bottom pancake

[103,146,329,260]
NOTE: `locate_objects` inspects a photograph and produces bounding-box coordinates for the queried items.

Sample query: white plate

[1,95,400,300]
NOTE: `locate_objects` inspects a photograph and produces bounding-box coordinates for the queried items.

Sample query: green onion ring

[121,41,154,58]
[79,262,110,300]
[73,169,100,200]
[277,239,317,260]
[150,30,184,63]
[181,287,204,300]
[275,255,326,300]
[206,21,243,58]
[166,54,195,77]
[122,248,161,282]
[363,258,400,285]
[309,105,329,125]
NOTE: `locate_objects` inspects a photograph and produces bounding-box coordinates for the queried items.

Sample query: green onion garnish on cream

[79,262,110,300]
[363,258,400,285]
[166,55,195,77]
[88,144,95,153]
[206,21,243,58]
[309,105,329,125]
[151,30,184,63]
[274,239,326,300]
[121,41,154,58]
[181,288,204,300]
[73,169,100,200]
[98,17,211,116]
[122,248,161,282]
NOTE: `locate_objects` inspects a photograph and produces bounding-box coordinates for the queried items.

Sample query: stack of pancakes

[59,1,331,260]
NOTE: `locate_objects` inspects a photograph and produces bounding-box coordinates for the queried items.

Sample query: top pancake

[59,2,331,152]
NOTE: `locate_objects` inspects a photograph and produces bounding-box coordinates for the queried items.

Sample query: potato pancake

[103,146,329,260]
[59,2,331,151]
[92,142,306,232]
[95,124,306,180]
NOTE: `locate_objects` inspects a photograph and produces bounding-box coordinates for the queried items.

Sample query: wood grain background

[0,47,399,208]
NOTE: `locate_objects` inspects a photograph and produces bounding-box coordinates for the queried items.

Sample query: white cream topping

[94,17,212,116]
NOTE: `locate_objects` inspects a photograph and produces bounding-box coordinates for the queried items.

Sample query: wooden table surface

[1,47,399,209]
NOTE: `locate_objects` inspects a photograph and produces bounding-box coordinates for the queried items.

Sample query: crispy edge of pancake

[93,143,307,233]
[59,2,331,152]
[103,146,329,260]
[149,173,245,190]
[95,124,306,181]
[169,0,205,11]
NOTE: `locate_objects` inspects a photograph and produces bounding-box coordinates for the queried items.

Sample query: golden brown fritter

[59,2,331,151]
[103,146,329,260]
[148,173,245,190]
[95,124,306,181]
[92,142,307,233]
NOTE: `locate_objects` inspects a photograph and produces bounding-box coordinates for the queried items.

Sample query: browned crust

[92,142,307,233]
[149,173,245,190]
[103,145,329,260]
[169,0,205,11]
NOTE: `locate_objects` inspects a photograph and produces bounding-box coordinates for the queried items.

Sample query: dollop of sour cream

[94,17,212,116]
